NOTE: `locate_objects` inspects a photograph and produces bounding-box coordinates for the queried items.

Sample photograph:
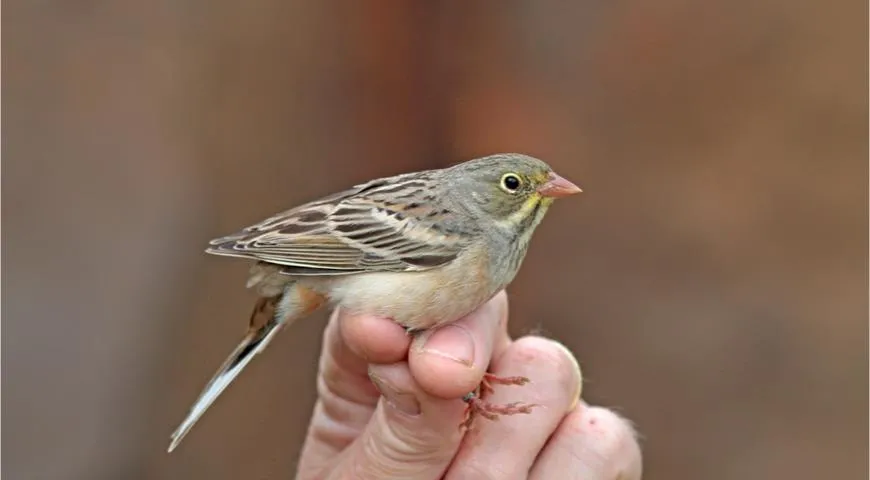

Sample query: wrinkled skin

[297,291,643,480]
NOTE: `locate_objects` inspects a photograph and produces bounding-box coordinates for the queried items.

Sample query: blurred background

[3,1,867,479]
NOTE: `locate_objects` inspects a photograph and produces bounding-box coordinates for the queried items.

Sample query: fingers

[341,309,411,364]
[298,308,403,478]
[330,291,512,399]
[446,337,583,479]
[529,404,643,480]
[299,293,513,479]
[327,361,468,479]
[313,293,512,479]
[409,291,512,399]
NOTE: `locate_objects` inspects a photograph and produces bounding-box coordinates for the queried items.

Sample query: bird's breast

[307,245,497,330]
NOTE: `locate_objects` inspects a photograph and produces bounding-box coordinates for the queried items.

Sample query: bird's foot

[460,373,537,430]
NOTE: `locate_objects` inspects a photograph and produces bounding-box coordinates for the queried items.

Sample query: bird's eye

[500,173,522,193]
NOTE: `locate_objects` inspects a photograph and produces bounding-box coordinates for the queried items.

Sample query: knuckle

[316,373,369,424]
[316,350,379,413]
[351,421,457,479]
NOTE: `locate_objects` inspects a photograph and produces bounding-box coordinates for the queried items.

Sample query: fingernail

[368,371,421,415]
[421,324,475,367]
[553,341,583,411]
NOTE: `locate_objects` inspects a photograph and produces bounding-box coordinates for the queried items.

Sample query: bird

[168,153,581,452]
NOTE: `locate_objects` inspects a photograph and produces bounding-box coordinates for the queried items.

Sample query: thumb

[328,361,466,479]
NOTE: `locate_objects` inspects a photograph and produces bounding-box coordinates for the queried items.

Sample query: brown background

[3,1,867,479]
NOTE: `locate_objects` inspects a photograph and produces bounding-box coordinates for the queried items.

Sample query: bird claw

[459,373,537,430]
[481,372,530,395]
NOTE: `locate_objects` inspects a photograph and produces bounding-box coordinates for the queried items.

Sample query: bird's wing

[206,176,469,275]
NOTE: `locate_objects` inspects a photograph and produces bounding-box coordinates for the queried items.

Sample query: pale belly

[302,252,497,330]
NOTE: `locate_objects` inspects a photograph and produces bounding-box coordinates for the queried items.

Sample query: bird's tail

[168,296,282,453]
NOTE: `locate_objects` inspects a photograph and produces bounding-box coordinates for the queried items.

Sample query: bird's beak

[537,172,582,198]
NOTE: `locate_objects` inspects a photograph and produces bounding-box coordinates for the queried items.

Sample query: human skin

[296,291,643,479]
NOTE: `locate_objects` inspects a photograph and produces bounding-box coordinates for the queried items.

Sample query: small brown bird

[168,153,581,452]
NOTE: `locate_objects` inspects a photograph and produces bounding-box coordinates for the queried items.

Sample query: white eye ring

[500,173,522,193]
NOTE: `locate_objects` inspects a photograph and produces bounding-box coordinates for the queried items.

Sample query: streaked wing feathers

[206,173,469,275]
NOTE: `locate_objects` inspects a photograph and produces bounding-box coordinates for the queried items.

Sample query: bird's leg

[460,373,538,430]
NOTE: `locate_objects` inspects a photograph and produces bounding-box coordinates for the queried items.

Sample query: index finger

[408,291,512,399]
[296,308,410,478]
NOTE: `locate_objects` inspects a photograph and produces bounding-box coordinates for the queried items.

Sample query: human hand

[296,291,642,479]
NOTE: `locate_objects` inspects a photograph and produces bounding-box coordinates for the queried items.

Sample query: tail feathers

[168,317,283,453]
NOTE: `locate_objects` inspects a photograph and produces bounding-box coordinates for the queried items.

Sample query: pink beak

[537,172,582,198]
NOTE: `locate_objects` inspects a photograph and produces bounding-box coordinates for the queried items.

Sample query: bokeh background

[3,1,867,479]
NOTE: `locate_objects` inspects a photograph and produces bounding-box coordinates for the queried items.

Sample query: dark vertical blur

[3,1,866,479]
